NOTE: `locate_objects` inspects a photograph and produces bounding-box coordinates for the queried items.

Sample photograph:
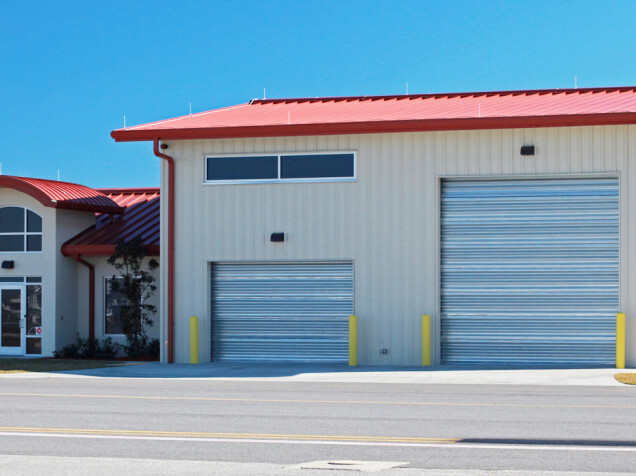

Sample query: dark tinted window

[0,235,23,252]
[105,277,126,334]
[0,207,24,233]
[207,156,278,181]
[26,338,42,355]
[26,284,42,334]
[27,210,42,232]
[0,208,42,252]
[27,235,42,252]
[281,154,354,179]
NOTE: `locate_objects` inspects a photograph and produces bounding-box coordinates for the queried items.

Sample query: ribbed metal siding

[212,262,353,362]
[441,178,619,365]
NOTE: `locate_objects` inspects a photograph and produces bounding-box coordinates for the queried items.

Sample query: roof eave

[62,243,160,257]
[111,112,636,142]
[54,202,126,214]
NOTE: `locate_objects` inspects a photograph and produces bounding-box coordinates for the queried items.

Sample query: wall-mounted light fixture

[270,232,285,243]
[1,260,15,269]
[521,145,536,156]
[160,143,169,150]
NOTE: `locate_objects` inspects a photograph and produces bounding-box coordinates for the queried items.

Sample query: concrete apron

[2,361,632,386]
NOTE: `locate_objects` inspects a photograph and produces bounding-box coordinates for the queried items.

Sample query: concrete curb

[1,362,634,387]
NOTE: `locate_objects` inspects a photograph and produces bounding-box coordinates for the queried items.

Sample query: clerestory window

[205,152,356,184]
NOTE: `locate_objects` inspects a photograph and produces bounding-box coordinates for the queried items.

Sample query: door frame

[0,284,26,356]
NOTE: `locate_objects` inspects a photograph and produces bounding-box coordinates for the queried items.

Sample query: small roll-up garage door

[212,262,353,362]
[441,178,619,365]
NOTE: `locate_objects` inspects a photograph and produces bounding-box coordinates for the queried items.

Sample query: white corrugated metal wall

[160,125,636,365]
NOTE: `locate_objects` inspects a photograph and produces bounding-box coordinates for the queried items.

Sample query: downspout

[153,138,175,363]
[74,255,95,340]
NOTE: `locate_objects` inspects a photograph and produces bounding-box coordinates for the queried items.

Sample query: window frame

[0,207,43,254]
[203,151,357,185]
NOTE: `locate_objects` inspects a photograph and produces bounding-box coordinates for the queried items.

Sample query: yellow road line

[0,426,459,443]
[0,392,634,409]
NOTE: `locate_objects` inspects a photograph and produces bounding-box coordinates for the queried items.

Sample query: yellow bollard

[616,313,625,369]
[422,315,431,366]
[190,316,198,364]
[349,315,357,366]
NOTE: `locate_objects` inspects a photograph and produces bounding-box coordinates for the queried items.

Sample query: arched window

[0,207,42,252]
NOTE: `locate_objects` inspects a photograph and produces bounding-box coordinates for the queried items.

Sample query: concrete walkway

[2,361,633,386]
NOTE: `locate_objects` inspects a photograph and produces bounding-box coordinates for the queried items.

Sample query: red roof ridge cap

[97,187,160,194]
[248,86,636,105]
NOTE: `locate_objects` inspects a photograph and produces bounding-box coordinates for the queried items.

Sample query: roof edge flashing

[110,111,636,142]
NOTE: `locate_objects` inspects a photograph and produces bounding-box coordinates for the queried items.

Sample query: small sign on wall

[35,327,42,335]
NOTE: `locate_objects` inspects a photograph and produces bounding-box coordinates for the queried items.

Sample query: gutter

[153,138,175,364]
[74,255,95,340]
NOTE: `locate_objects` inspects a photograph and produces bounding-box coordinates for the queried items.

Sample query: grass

[0,359,126,374]
[614,373,636,385]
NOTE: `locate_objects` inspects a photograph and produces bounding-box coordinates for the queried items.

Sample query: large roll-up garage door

[441,178,619,365]
[212,262,353,362]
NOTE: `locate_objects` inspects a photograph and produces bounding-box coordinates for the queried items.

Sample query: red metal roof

[111,86,636,142]
[0,176,124,213]
[62,188,160,257]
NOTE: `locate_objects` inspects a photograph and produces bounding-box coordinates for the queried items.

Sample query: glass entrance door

[0,286,25,355]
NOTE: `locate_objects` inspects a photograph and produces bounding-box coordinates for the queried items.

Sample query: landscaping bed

[615,373,636,385]
[0,358,127,374]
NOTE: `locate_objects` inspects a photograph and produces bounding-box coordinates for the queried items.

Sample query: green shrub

[144,339,160,359]
[55,333,121,360]
[97,337,120,359]
[54,342,80,359]
[76,334,100,359]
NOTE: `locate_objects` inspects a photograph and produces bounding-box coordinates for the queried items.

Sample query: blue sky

[2,0,635,187]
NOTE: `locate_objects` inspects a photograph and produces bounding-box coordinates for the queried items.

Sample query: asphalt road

[0,375,635,474]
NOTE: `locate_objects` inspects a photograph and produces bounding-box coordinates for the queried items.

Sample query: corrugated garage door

[212,262,353,362]
[441,178,619,365]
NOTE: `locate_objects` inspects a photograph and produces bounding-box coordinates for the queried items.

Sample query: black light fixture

[1,261,15,269]
[270,232,285,243]
[160,143,169,150]
[521,145,535,156]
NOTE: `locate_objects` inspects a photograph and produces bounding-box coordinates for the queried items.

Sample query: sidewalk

[2,361,632,386]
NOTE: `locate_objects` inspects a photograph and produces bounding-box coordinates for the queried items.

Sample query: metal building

[112,86,636,367]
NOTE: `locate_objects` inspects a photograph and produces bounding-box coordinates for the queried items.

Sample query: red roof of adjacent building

[62,188,160,257]
[0,176,124,214]
[111,86,636,142]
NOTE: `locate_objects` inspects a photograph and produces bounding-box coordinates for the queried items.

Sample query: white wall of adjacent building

[54,209,96,350]
[161,125,636,366]
[0,189,57,356]
[0,190,95,356]
[0,188,162,357]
